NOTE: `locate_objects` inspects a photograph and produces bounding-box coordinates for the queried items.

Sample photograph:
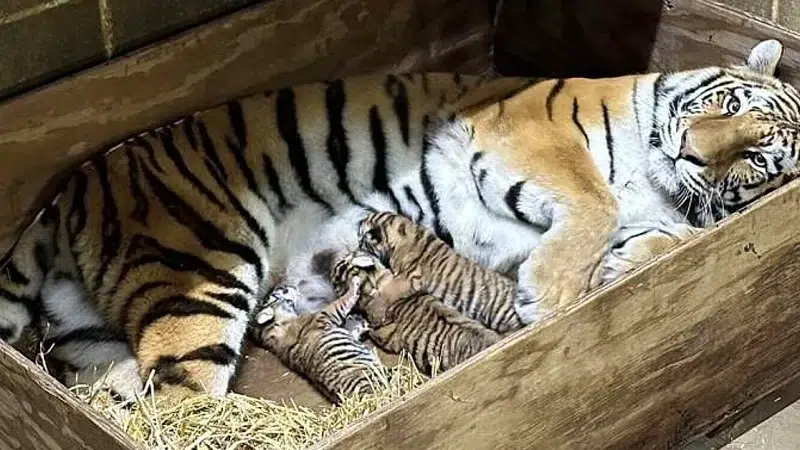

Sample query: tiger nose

[679,132,707,167]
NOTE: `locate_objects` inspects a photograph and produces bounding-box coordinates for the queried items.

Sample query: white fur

[40,273,144,400]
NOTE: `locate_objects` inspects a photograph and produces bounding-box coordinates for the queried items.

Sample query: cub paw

[343,313,370,339]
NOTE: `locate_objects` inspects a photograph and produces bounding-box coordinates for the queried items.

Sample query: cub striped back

[255,278,385,403]
[329,251,500,374]
[357,211,528,333]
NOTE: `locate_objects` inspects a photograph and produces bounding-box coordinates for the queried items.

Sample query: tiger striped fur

[252,277,384,403]
[357,211,527,333]
[329,250,499,374]
[0,40,798,400]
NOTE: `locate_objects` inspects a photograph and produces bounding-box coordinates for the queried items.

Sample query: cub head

[260,282,360,358]
[651,39,800,224]
[357,211,425,265]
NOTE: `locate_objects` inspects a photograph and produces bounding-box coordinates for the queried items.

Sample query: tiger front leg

[470,133,619,323]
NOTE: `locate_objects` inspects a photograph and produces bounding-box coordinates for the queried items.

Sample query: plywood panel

[0,341,139,450]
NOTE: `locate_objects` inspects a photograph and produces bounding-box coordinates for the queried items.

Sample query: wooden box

[2,0,800,448]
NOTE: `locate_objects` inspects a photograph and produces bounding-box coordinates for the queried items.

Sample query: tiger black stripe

[469,153,491,209]
[180,343,238,365]
[119,280,170,331]
[121,234,253,295]
[403,186,425,223]
[48,326,125,348]
[225,101,269,204]
[93,156,122,292]
[546,79,565,121]
[205,291,250,313]
[420,119,454,247]
[504,181,529,224]
[205,155,271,254]
[601,100,616,184]
[126,151,149,224]
[385,75,411,147]
[4,260,29,285]
[324,80,359,204]
[67,171,88,241]
[387,188,403,214]
[136,295,235,344]
[149,356,199,390]
[227,101,248,148]
[158,129,226,210]
[572,98,589,147]
[196,120,229,181]
[369,106,390,194]
[261,154,290,212]
[131,136,164,173]
[276,88,334,213]
[649,74,665,149]
[182,117,198,151]
[140,164,264,280]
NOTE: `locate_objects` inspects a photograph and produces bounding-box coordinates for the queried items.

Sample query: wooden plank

[0,341,139,450]
[648,0,800,86]
[494,0,800,87]
[0,0,493,257]
[317,176,800,450]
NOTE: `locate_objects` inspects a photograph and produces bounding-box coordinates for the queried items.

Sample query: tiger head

[651,39,800,224]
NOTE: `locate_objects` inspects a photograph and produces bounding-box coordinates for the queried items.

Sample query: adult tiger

[0,39,796,401]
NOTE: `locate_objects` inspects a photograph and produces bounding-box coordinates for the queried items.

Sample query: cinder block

[0,0,104,99]
[717,0,773,18]
[776,0,800,31]
[105,0,259,56]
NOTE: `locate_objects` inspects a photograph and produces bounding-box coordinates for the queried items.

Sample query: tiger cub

[329,251,499,375]
[357,211,531,333]
[252,277,385,403]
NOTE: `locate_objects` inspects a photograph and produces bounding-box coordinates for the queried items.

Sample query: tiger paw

[63,357,144,404]
[599,222,701,285]
[514,253,590,324]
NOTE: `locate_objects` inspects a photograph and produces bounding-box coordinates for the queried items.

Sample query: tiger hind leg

[126,276,255,403]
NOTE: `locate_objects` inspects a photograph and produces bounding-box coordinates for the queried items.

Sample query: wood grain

[317,177,800,450]
[0,0,493,257]
[0,341,139,450]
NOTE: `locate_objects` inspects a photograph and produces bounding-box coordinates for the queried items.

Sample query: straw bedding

[58,352,430,450]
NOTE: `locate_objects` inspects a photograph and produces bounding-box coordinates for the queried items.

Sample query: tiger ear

[746,39,783,76]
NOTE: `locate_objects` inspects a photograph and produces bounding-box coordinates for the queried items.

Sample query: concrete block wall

[716,0,799,30]
[0,0,260,100]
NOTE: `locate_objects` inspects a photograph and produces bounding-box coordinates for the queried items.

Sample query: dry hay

[65,353,431,450]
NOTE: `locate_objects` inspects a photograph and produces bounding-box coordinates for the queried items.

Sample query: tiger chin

[0,39,797,401]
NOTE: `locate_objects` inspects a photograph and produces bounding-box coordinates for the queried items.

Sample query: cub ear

[746,39,783,76]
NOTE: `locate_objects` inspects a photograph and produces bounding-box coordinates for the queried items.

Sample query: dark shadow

[492,0,666,78]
